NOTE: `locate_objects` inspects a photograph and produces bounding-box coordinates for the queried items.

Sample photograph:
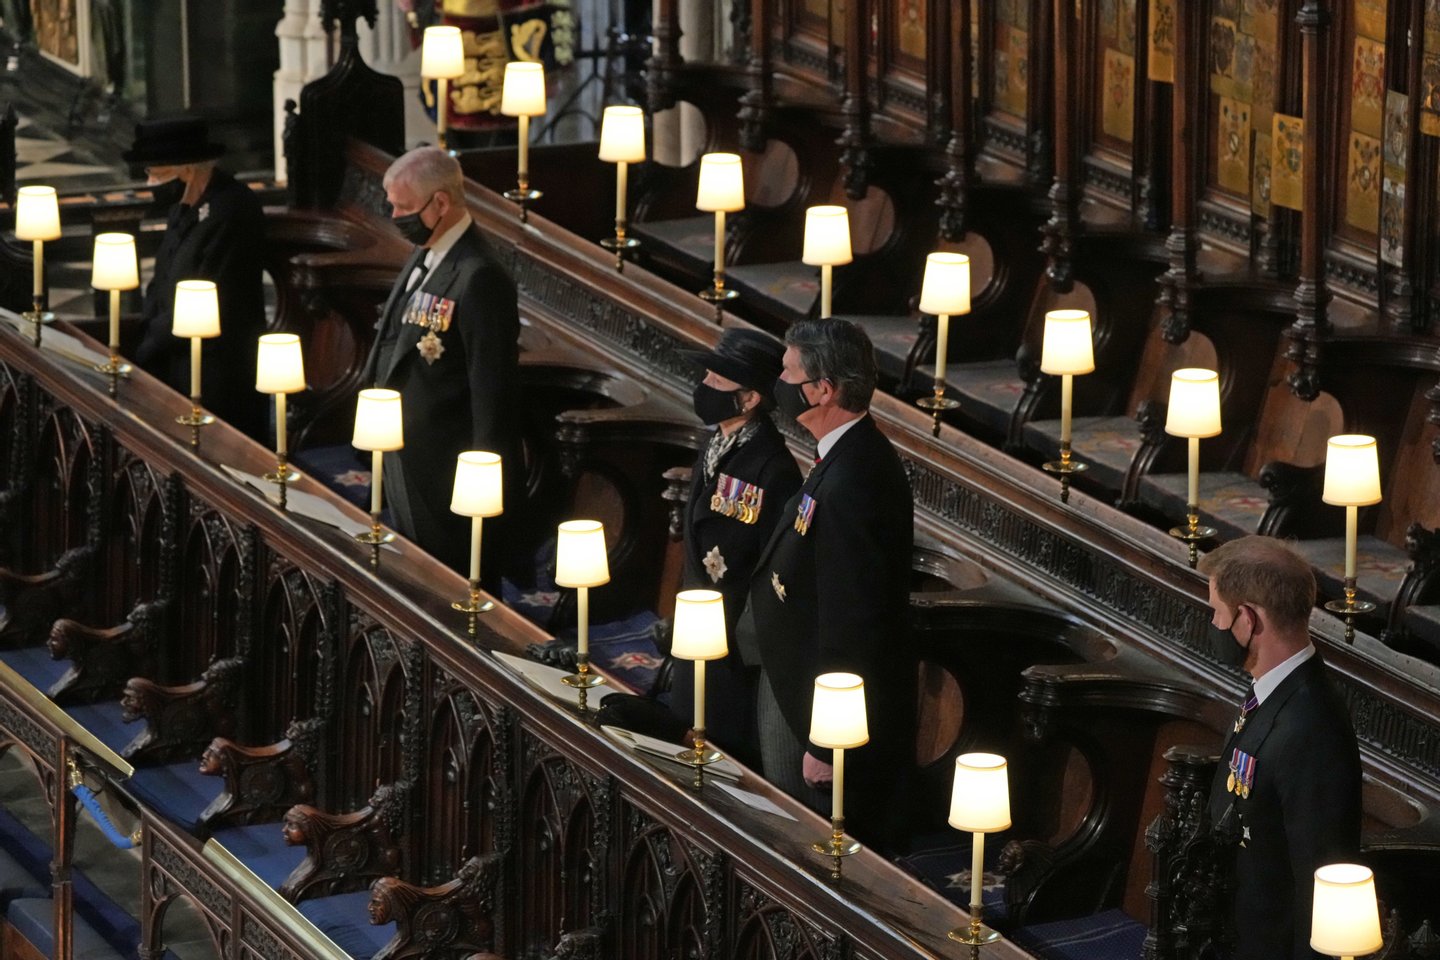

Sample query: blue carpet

[7,897,129,959]
[297,890,394,959]
[1011,908,1147,960]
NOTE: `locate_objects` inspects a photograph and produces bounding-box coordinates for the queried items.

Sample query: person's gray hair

[784,319,877,413]
[384,147,465,204]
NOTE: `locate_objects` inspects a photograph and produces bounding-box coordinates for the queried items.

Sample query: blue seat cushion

[291,445,372,509]
[65,701,135,755]
[296,890,394,960]
[0,805,140,957]
[0,844,47,907]
[893,832,1008,924]
[127,760,223,837]
[0,644,71,697]
[1011,907,1148,960]
[210,823,306,891]
[555,610,663,693]
[6,897,129,960]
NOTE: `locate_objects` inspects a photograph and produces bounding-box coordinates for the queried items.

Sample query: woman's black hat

[123,117,225,166]
[680,329,786,398]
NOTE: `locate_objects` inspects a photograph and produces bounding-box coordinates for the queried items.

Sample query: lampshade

[91,233,139,291]
[450,451,504,518]
[1323,435,1382,507]
[1310,864,1383,958]
[809,672,869,749]
[598,105,646,163]
[352,388,404,452]
[500,61,546,117]
[255,333,306,393]
[919,252,971,315]
[420,25,465,79]
[1039,309,1095,375]
[555,519,609,587]
[670,589,727,660]
[802,205,853,267]
[948,752,1012,833]
[171,280,221,338]
[696,153,745,213]
[1165,368,1222,438]
[15,185,61,241]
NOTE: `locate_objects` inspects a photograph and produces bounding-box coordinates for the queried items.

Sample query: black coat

[361,224,522,577]
[748,415,914,837]
[1207,654,1362,960]
[670,415,802,765]
[135,170,268,441]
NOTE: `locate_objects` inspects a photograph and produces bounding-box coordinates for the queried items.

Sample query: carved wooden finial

[320,0,378,41]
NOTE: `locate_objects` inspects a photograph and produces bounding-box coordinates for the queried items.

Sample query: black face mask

[150,177,185,211]
[693,383,744,425]
[1214,605,1253,669]
[774,377,820,421]
[393,193,438,246]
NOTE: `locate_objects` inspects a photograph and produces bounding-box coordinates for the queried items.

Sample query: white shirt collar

[424,212,472,271]
[1252,643,1315,705]
[815,413,865,461]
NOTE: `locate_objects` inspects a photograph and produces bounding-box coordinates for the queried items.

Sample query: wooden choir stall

[3,0,1440,958]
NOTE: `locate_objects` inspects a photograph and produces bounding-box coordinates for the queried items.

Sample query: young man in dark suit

[746,318,914,850]
[1200,536,1362,960]
[671,328,802,769]
[361,147,521,580]
[128,117,268,442]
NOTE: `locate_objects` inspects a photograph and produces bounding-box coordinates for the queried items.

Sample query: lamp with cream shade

[15,184,61,345]
[1311,864,1383,960]
[670,589,728,784]
[1165,368,1222,567]
[171,280,221,449]
[915,252,971,434]
[352,388,404,567]
[500,61,546,220]
[1039,309,1095,503]
[421,26,466,150]
[450,451,504,634]
[1322,434,1381,642]
[696,152,744,322]
[555,519,610,708]
[809,672,868,881]
[802,205,853,320]
[598,105,645,270]
[946,753,1011,948]
[256,333,306,507]
[91,232,139,396]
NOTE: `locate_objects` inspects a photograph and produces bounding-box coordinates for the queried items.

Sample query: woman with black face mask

[639,329,803,768]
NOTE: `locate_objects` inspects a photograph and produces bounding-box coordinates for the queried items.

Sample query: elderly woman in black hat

[127,117,267,441]
[671,328,803,768]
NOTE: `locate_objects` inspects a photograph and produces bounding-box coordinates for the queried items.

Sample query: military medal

[794,493,817,535]
[703,545,727,583]
[712,474,763,525]
[771,571,786,602]
[417,330,445,364]
[1228,748,1256,798]
[1232,691,1258,734]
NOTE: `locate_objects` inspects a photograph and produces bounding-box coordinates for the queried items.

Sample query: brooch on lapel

[198,202,210,222]
[417,331,446,363]
[771,571,786,602]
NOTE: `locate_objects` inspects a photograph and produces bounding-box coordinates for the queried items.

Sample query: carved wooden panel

[617,805,722,959]
[254,560,329,747]
[31,401,97,570]
[421,678,510,887]
[176,497,250,678]
[337,610,414,811]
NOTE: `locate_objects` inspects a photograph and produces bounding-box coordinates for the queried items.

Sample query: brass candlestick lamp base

[811,816,861,883]
[562,652,607,712]
[451,578,494,637]
[1042,444,1088,504]
[354,512,396,569]
[175,403,216,451]
[93,356,132,398]
[915,381,960,438]
[503,181,542,223]
[1168,509,1218,569]
[22,298,53,347]
[675,728,724,791]
[948,911,1003,947]
[698,276,739,325]
[262,454,301,510]
[600,230,641,272]
[1323,577,1376,644]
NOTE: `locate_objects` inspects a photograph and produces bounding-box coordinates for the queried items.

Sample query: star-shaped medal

[771,571,786,602]
[417,330,446,364]
[703,545,727,583]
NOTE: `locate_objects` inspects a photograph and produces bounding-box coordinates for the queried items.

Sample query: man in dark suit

[671,329,802,769]
[361,147,521,579]
[745,319,914,850]
[128,117,267,441]
[1200,536,1361,960]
